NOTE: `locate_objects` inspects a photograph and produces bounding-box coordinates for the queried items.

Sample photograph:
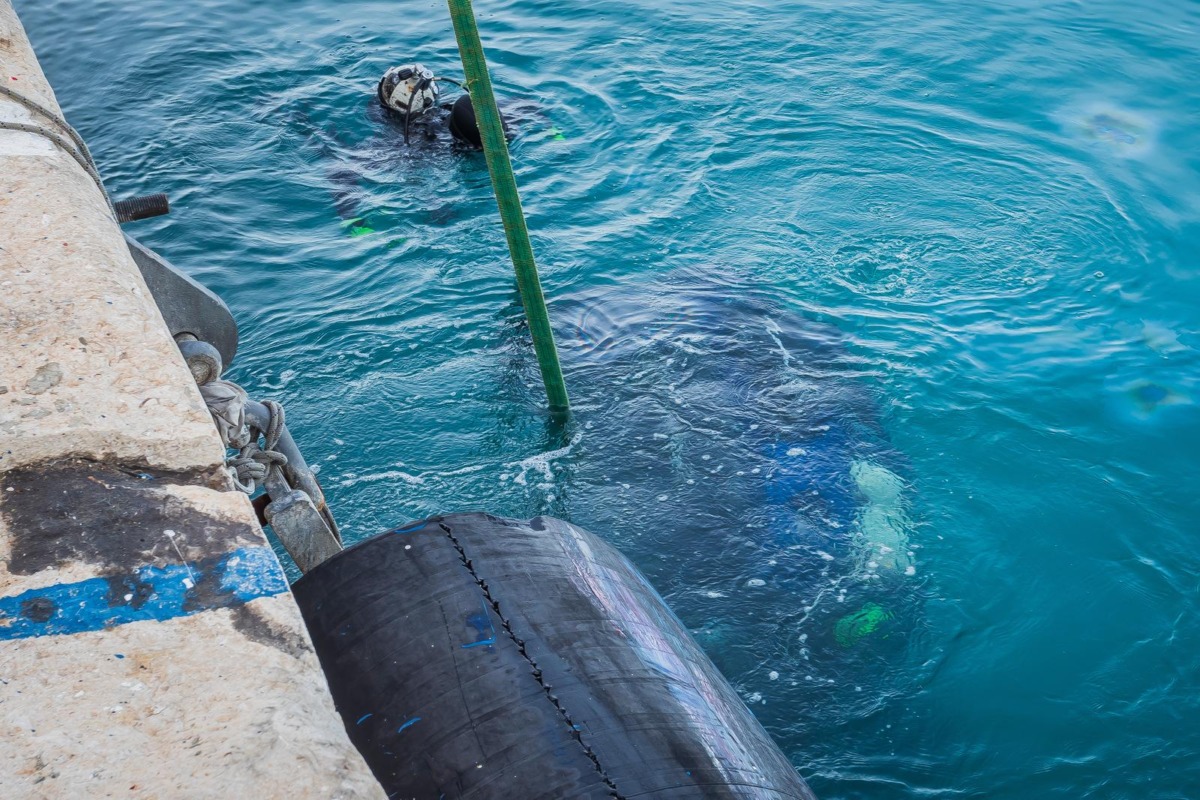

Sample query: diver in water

[375,62,492,148]
[307,61,535,238]
[553,276,918,656]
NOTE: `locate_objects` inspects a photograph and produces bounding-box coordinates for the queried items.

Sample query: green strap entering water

[446,0,570,415]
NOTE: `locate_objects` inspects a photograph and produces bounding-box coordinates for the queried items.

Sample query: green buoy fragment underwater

[341,217,376,237]
[835,602,892,647]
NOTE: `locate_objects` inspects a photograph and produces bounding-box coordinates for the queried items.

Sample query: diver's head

[377,63,439,116]
[448,94,482,148]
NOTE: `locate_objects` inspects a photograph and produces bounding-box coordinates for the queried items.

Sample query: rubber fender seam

[439,522,626,800]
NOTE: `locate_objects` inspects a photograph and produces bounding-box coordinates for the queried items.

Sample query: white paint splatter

[164,530,196,585]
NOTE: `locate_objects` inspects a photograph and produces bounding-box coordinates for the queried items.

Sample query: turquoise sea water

[20,0,1200,796]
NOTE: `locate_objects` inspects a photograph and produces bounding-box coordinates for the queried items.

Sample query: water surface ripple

[20,0,1200,797]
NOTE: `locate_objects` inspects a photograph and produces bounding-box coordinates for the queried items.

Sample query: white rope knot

[199,380,289,495]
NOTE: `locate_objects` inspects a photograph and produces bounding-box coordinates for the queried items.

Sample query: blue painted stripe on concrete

[0,546,288,640]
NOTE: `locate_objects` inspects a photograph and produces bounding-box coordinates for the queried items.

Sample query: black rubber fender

[292,512,817,799]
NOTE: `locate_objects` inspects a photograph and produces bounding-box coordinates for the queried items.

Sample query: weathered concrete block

[0,3,383,796]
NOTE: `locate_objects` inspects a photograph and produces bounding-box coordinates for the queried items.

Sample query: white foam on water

[763,319,792,367]
[339,468,425,487]
[509,433,582,487]
[433,463,489,479]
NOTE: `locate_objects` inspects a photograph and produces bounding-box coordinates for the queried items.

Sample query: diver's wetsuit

[386,99,462,146]
[305,95,537,238]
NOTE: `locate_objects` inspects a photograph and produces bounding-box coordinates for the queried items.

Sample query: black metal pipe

[114,193,169,224]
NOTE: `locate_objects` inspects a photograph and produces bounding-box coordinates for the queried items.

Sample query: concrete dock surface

[1,2,382,795]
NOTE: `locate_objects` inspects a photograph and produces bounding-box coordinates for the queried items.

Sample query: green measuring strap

[447,0,570,415]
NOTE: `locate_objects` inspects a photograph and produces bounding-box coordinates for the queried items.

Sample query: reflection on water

[1076,105,1155,156]
[20,0,1200,795]
[1119,380,1190,420]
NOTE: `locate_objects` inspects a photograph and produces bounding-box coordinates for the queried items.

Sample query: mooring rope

[0,84,115,215]
[198,377,289,494]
